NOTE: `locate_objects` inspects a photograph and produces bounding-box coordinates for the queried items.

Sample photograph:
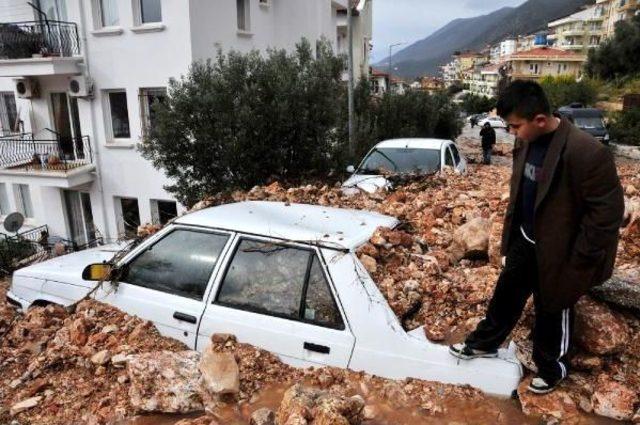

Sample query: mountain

[379,0,595,78]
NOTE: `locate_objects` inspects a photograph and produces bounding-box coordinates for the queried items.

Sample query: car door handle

[303,342,330,354]
[173,311,197,324]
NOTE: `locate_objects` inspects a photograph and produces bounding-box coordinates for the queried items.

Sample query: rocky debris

[574,296,631,355]
[449,217,490,263]
[517,377,580,422]
[591,374,639,421]
[592,269,640,312]
[10,396,42,416]
[276,384,364,425]
[199,342,240,396]
[128,350,204,413]
[136,222,162,238]
[0,296,186,425]
[250,408,275,425]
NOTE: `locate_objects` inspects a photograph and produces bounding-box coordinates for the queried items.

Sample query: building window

[105,90,131,139]
[0,92,18,135]
[237,0,250,31]
[95,0,119,27]
[0,184,10,216]
[14,184,33,218]
[115,197,140,238]
[139,87,167,136]
[150,199,177,225]
[140,0,162,23]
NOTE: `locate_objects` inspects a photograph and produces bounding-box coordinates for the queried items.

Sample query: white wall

[0,0,35,22]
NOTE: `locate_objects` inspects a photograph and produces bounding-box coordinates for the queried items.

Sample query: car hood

[341,174,390,194]
[13,243,126,285]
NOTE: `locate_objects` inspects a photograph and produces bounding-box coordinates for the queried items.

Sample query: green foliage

[609,107,640,146]
[351,83,463,158]
[0,238,36,276]
[461,93,496,114]
[539,75,598,109]
[586,14,640,80]
[141,39,463,205]
[140,39,346,206]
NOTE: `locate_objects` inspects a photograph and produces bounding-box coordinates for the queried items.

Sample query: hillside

[380,0,595,78]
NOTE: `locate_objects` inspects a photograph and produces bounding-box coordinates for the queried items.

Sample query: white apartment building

[0,0,373,248]
[548,3,608,52]
[499,39,517,60]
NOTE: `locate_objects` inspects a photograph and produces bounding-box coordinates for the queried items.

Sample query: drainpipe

[77,0,112,242]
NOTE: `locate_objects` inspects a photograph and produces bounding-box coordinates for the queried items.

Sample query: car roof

[374,138,451,150]
[557,107,603,118]
[175,201,399,251]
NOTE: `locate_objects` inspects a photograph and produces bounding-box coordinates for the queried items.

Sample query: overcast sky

[371,0,527,63]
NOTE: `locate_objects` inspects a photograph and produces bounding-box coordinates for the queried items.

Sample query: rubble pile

[0,294,186,425]
[166,334,535,425]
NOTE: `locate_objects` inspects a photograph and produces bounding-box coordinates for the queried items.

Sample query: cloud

[371,0,526,62]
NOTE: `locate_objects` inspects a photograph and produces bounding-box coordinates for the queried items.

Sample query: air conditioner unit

[68,75,94,98]
[13,78,39,99]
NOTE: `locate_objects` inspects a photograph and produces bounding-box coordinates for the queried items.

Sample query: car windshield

[575,117,605,129]
[358,147,441,175]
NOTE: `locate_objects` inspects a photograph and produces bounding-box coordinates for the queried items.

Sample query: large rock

[449,217,490,263]
[128,350,203,413]
[517,377,580,422]
[591,269,640,312]
[199,346,240,395]
[10,396,42,416]
[250,408,275,425]
[574,296,631,355]
[591,375,639,421]
[277,384,364,425]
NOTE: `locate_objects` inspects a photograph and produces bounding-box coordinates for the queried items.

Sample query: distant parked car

[557,104,610,144]
[478,116,507,129]
[7,201,521,397]
[342,138,467,194]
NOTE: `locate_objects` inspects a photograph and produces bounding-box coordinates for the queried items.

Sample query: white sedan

[342,138,467,194]
[478,116,507,129]
[7,201,521,397]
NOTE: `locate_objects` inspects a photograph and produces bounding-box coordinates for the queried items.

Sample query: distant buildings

[507,47,586,81]
[438,0,639,97]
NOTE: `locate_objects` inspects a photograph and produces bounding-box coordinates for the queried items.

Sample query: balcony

[0,133,95,188]
[0,21,83,77]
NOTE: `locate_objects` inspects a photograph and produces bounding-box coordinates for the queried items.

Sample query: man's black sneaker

[527,376,561,394]
[449,343,498,360]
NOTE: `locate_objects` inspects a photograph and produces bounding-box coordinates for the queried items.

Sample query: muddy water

[121,382,623,425]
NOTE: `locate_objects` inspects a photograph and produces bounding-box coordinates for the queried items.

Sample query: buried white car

[7,201,521,396]
[342,138,467,194]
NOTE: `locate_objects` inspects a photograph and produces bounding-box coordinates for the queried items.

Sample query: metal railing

[0,133,92,172]
[0,20,80,60]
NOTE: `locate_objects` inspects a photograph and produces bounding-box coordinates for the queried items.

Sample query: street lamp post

[388,42,407,75]
[347,0,368,158]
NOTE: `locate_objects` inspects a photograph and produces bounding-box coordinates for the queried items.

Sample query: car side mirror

[346,165,355,173]
[82,263,113,281]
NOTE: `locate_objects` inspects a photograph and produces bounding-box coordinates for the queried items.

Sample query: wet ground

[122,381,624,425]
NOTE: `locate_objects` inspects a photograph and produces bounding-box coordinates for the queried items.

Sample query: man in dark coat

[480,122,496,165]
[450,81,624,394]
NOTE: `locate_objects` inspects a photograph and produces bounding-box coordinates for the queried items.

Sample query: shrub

[460,93,496,115]
[539,75,598,110]
[609,107,640,146]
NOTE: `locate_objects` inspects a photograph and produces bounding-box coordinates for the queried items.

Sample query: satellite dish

[4,212,24,233]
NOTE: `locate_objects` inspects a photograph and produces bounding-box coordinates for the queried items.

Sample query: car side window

[122,229,228,300]
[217,239,308,319]
[304,255,344,330]
[450,145,460,165]
[216,239,344,329]
[445,148,454,167]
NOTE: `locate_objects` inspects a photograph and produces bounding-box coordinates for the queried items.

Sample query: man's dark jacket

[480,126,496,150]
[501,116,625,312]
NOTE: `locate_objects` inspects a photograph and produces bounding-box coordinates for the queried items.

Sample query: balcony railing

[0,20,80,60]
[0,133,93,172]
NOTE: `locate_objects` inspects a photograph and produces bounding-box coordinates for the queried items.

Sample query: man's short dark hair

[496,80,551,120]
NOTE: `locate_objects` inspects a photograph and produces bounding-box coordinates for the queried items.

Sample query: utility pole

[347,2,355,158]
